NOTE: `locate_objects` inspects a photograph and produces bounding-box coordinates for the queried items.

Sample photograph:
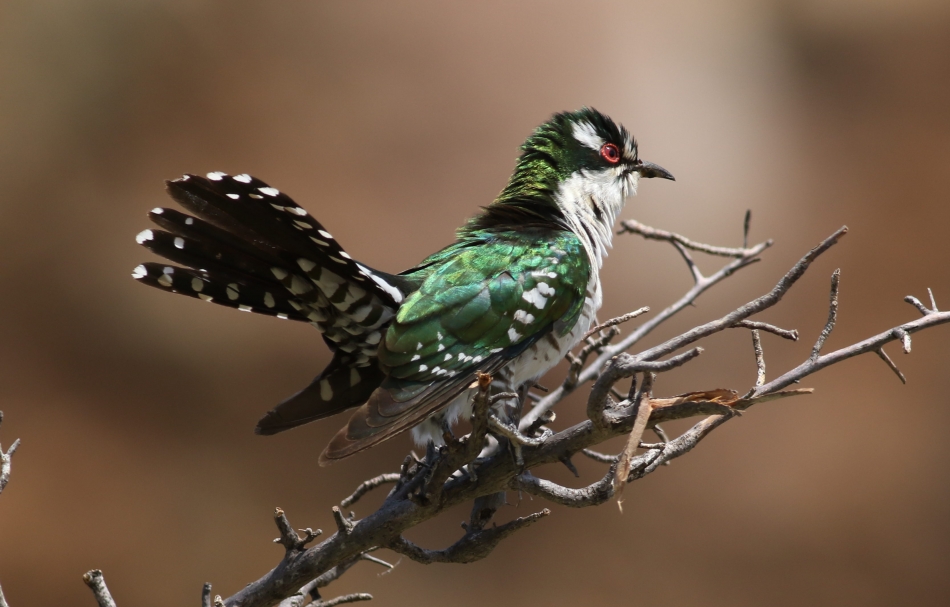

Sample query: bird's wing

[320,230,591,462]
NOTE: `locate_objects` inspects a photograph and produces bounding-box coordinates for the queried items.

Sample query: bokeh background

[1,1,949,606]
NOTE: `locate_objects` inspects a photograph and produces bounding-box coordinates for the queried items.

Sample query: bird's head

[466,108,673,264]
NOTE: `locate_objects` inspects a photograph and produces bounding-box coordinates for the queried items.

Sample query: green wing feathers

[320,230,591,463]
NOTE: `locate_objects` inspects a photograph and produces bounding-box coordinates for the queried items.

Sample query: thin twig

[584,306,650,339]
[0,411,20,497]
[308,593,373,607]
[751,330,766,387]
[83,570,117,607]
[203,584,213,607]
[734,320,799,341]
[811,269,840,360]
[340,474,401,509]
[619,218,764,258]
[876,348,907,384]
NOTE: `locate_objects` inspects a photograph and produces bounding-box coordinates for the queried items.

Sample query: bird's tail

[133,172,409,433]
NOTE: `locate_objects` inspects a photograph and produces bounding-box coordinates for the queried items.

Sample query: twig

[734,320,799,341]
[0,411,20,497]
[274,508,321,552]
[875,348,907,384]
[751,330,766,387]
[340,474,401,509]
[83,570,117,607]
[583,306,650,339]
[619,218,765,258]
[387,509,549,564]
[0,582,9,607]
[811,269,840,360]
[203,583,213,607]
[309,593,372,607]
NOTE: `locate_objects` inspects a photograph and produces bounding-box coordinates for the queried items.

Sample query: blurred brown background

[1,1,949,606]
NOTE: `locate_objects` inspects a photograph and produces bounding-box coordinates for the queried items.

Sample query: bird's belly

[508,276,602,386]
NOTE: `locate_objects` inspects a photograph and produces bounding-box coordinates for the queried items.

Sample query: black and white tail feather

[133,172,407,434]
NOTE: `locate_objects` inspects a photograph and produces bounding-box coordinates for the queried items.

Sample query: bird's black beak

[636,160,675,181]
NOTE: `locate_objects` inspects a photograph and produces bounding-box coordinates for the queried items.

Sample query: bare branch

[619,218,769,258]
[203,583,213,607]
[751,330,766,387]
[512,468,616,508]
[308,593,373,607]
[0,411,20,497]
[0,582,9,607]
[752,304,950,396]
[928,288,938,312]
[905,295,931,316]
[876,348,907,384]
[811,269,841,360]
[340,474,401,509]
[83,570,117,607]
[584,306,650,339]
[274,508,321,552]
[387,509,549,564]
[734,320,799,341]
[581,449,617,463]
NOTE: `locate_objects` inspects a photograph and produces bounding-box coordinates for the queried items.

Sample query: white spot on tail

[318,230,333,239]
[350,368,361,387]
[226,283,240,300]
[226,193,240,200]
[238,305,252,312]
[297,258,317,273]
[263,292,275,308]
[191,278,203,292]
[271,268,289,280]
[207,171,226,181]
[151,207,164,214]
[411,354,421,362]
[135,229,154,244]
[259,187,279,197]
[173,237,185,249]
[233,174,252,183]
[320,380,333,401]
[131,265,147,279]
[185,217,194,225]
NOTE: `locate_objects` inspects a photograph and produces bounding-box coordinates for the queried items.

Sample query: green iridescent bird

[132,108,673,464]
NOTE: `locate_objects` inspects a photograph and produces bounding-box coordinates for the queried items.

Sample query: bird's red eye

[600,143,621,164]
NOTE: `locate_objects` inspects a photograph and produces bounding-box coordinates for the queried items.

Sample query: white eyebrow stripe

[572,120,604,151]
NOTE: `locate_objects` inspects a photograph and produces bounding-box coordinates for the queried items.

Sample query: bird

[132,108,673,465]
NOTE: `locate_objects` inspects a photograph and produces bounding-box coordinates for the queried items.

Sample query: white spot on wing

[513,309,535,324]
[522,288,548,310]
[418,364,428,372]
[537,282,555,297]
[508,327,522,342]
[411,354,421,362]
[320,380,333,401]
